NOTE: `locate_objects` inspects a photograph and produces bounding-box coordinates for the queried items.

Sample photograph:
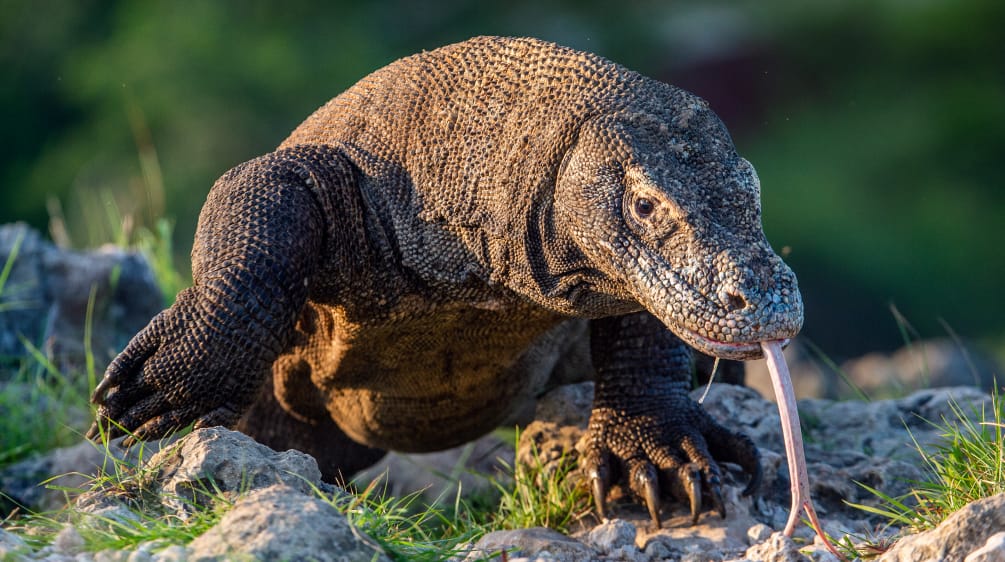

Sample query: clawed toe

[627,460,662,529]
[588,457,611,522]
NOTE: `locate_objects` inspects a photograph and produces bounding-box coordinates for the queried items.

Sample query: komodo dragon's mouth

[673,323,790,360]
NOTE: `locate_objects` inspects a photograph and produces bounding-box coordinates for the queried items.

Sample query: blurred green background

[2,0,1003,361]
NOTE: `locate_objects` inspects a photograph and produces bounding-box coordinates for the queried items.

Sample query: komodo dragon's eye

[634,198,655,218]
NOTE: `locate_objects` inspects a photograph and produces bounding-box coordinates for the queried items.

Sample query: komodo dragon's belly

[278,297,577,452]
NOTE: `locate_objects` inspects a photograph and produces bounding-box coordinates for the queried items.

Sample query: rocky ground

[1,383,1003,561]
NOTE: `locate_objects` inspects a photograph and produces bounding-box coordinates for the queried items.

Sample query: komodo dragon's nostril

[721,288,748,312]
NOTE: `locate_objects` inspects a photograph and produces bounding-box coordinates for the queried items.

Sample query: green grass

[1,412,593,560]
[0,245,96,468]
[1,430,579,560]
[847,387,1005,533]
[490,434,591,534]
[325,479,489,561]
[1,181,183,469]
[5,435,233,556]
[0,341,92,467]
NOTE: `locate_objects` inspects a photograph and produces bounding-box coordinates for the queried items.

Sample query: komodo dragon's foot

[582,396,761,528]
[585,312,761,529]
[87,286,273,445]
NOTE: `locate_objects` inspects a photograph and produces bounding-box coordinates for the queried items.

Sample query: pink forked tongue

[761,340,844,560]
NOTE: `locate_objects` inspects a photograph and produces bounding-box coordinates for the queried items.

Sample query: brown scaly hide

[92,36,802,524]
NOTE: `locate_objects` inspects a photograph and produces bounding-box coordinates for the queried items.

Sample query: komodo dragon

[90,36,803,527]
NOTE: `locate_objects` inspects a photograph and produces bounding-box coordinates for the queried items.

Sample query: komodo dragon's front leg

[88,146,352,442]
[585,312,761,528]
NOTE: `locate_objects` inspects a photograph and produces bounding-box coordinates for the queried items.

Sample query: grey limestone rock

[878,493,1005,562]
[841,338,1001,400]
[533,382,595,428]
[965,531,1005,562]
[1,437,167,516]
[0,527,28,558]
[747,523,774,545]
[585,518,638,555]
[187,484,389,562]
[642,534,727,561]
[744,532,809,562]
[353,431,511,505]
[0,222,162,374]
[146,427,323,516]
[150,545,189,561]
[51,525,86,556]
[461,527,594,562]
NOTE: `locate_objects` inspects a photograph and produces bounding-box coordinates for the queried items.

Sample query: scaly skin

[90,36,803,525]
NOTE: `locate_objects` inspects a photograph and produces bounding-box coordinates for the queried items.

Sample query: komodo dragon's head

[554,95,803,361]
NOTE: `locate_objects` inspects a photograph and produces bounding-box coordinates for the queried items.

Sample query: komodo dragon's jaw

[555,108,803,360]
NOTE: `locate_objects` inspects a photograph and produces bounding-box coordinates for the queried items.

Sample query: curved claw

[91,375,116,406]
[590,470,609,522]
[742,459,763,497]
[682,463,702,525]
[628,461,662,529]
[90,322,161,406]
[85,421,101,441]
[586,453,612,523]
[642,473,661,530]
[709,477,726,519]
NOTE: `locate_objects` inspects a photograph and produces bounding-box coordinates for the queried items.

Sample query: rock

[52,525,86,556]
[802,547,841,562]
[354,431,511,505]
[533,382,594,428]
[965,531,1005,562]
[0,527,28,558]
[93,548,133,562]
[696,383,785,454]
[461,527,593,561]
[151,545,189,561]
[1,437,168,515]
[145,427,323,515]
[585,518,637,554]
[879,493,1005,561]
[745,532,809,562]
[747,523,774,544]
[187,484,389,562]
[123,542,157,562]
[0,222,162,374]
[893,386,990,435]
[642,534,727,561]
[516,420,584,477]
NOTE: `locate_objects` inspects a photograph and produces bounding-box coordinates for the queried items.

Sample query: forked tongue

[761,340,844,559]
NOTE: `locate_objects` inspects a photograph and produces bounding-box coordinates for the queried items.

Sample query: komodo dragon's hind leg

[237,368,387,483]
[236,301,387,482]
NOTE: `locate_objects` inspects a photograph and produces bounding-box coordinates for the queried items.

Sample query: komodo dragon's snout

[555,106,803,360]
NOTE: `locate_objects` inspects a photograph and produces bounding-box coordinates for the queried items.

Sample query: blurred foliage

[1,0,1002,358]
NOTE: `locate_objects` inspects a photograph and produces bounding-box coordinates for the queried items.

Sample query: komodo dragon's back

[282,36,691,243]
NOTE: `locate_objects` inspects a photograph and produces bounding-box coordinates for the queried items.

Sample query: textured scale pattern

[90,36,803,525]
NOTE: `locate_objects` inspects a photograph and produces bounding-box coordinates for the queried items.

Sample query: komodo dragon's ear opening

[552,114,614,193]
[554,124,583,187]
